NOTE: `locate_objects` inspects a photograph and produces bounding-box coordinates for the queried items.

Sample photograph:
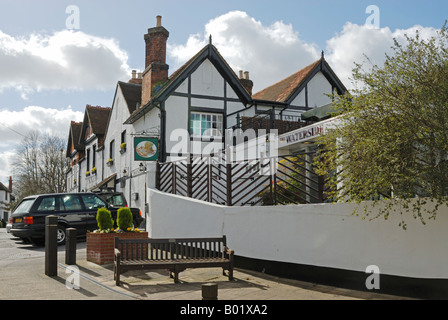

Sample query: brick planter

[86,231,149,265]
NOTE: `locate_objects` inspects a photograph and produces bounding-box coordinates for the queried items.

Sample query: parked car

[94,191,129,208]
[9,192,143,245]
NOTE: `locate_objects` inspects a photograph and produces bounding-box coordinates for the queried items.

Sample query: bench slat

[114,235,234,285]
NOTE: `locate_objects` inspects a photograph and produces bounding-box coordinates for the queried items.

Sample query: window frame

[190,111,224,138]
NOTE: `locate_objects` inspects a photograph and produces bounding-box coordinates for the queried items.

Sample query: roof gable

[66,121,83,157]
[118,81,142,114]
[0,182,10,193]
[252,56,347,105]
[79,105,111,146]
[125,43,252,124]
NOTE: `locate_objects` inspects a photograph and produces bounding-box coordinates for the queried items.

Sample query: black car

[10,192,143,245]
[94,191,129,208]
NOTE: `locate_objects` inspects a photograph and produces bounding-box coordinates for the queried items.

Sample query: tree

[314,24,448,229]
[12,130,69,204]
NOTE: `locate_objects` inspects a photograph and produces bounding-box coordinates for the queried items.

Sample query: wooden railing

[156,152,330,206]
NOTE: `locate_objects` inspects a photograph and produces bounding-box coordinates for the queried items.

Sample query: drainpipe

[158,102,167,162]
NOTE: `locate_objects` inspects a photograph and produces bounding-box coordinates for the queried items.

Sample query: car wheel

[57,225,67,245]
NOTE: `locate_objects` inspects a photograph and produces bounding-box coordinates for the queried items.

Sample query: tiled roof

[86,105,111,136]
[252,59,322,103]
[118,81,142,114]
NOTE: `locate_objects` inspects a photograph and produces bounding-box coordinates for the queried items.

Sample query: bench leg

[222,268,234,281]
[169,270,180,283]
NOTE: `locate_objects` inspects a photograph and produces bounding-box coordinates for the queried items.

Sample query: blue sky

[0,0,446,181]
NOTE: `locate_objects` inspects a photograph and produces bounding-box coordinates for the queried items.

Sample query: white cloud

[0,29,131,99]
[168,10,320,93]
[0,106,84,180]
[325,22,440,90]
[168,11,440,93]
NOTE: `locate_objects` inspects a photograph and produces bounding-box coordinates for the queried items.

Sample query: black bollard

[65,228,77,265]
[202,283,218,300]
[45,215,58,277]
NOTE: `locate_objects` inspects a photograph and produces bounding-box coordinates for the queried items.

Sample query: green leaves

[314,23,448,227]
[96,207,114,231]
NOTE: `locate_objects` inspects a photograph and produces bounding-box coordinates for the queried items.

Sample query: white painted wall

[147,188,448,279]
[191,59,225,97]
[290,89,306,106]
[307,71,332,108]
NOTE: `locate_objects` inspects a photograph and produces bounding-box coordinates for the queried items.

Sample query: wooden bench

[114,236,234,286]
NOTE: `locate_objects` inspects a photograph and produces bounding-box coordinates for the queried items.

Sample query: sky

[0,0,447,184]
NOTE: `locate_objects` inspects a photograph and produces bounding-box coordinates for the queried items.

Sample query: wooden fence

[155,152,329,206]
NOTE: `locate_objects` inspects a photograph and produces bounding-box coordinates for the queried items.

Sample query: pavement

[0,228,414,302]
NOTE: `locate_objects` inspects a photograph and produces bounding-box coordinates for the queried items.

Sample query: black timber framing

[286,57,347,106]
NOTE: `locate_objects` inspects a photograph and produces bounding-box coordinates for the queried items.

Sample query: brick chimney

[239,70,254,95]
[8,176,12,193]
[141,16,169,106]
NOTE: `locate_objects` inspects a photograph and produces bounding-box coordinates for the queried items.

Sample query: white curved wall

[147,188,448,279]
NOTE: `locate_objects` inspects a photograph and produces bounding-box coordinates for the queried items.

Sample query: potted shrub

[106,158,114,166]
[96,207,114,232]
[86,207,148,265]
[116,207,134,232]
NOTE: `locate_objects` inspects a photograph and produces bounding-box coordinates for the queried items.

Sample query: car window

[106,194,125,206]
[60,195,83,211]
[81,194,106,210]
[14,198,35,214]
[37,197,56,212]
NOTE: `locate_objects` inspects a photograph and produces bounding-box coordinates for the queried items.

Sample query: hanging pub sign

[134,137,159,161]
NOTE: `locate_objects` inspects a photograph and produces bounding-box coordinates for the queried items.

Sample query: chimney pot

[132,70,137,79]
[156,16,162,27]
[239,70,243,79]
[239,71,253,96]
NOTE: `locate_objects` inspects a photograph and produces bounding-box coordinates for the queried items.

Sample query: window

[121,130,126,145]
[190,112,223,137]
[86,149,91,171]
[103,194,125,207]
[14,198,36,214]
[60,195,82,211]
[81,194,106,210]
[109,140,115,160]
[37,196,56,212]
[92,145,96,168]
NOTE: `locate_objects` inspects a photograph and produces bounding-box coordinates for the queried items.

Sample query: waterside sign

[279,125,324,146]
